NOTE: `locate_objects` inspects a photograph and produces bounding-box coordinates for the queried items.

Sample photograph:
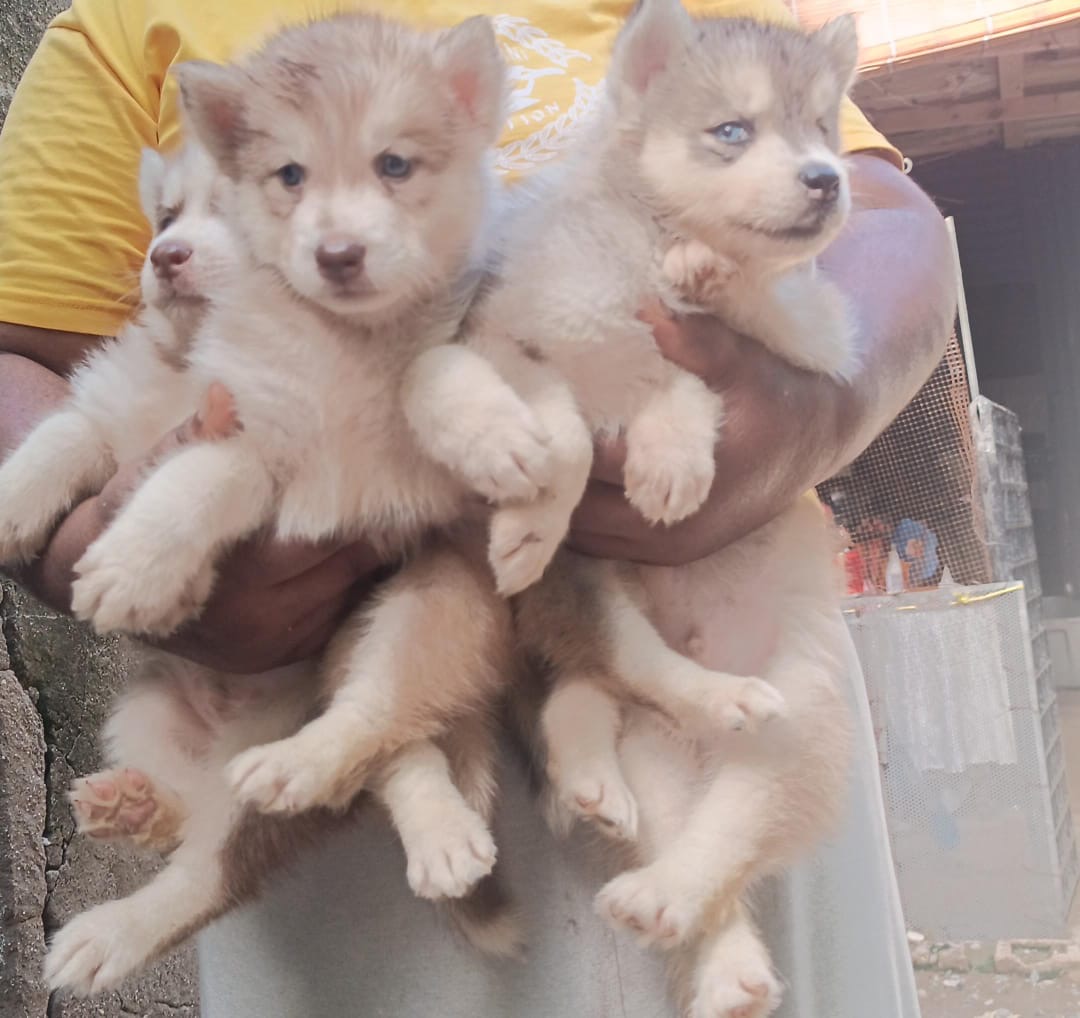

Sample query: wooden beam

[859,25,1080,79]
[982,24,1080,59]
[998,54,1026,148]
[873,90,1080,135]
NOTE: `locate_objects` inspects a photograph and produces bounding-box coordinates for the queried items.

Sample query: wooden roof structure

[788,1,1080,161]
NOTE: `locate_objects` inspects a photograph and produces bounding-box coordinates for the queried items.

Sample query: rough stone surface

[0,0,68,126]
[1,583,199,1017]
[1,8,199,1014]
[1,671,48,1018]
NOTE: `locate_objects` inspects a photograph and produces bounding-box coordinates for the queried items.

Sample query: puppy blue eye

[377,153,413,180]
[277,163,305,188]
[157,213,177,233]
[710,121,752,144]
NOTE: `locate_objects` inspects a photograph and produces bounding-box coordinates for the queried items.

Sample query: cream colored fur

[10,12,542,996]
[411,3,862,1016]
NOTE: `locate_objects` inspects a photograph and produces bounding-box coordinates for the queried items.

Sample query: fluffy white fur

[407,3,862,1016]
[6,13,545,996]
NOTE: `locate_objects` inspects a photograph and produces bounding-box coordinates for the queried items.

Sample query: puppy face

[138,143,240,312]
[611,0,859,265]
[176,14,505,319]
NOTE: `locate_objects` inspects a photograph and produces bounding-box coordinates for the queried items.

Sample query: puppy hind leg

[44,826,229,997]
[542,678,638,841]
[605,583,785,734]
[228,547,510,816]
[372,738,497,902]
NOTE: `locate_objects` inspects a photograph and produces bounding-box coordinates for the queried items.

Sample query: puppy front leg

[0,410,114,564]
[70,438,275,635]
[487,365,594,595]
[623,371,723,526]
[404,344,554,503]
[723,268,856,381]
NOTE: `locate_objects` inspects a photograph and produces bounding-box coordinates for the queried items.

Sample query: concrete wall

[1,5,198,1016]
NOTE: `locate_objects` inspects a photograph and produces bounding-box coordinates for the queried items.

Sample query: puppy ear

[609,0,695,105]
[814,14,860,94]
[138,148,166,223]
[175,60,249,170]
[434,16,507,142]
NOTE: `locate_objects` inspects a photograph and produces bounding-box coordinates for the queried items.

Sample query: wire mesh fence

[818,331,992,593]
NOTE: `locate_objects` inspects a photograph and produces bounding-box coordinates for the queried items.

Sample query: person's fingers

[639,302,742,382]
[97,382,241,521]
[270,542,385,608]
[218,533,382,588]
[637,300,682,353]
[570,480,657,542]
[590,436,626,485]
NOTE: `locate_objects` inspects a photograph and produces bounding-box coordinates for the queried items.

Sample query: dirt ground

[916,967,1080,1018]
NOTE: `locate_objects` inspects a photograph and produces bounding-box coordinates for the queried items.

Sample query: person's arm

[0,324,384,673]
[569,153,956,564]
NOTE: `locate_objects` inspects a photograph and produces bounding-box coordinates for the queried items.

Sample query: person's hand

[567,302,841,566]
[23,384,386,673]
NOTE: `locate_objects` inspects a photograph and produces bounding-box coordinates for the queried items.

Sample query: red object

[843,547,865,595]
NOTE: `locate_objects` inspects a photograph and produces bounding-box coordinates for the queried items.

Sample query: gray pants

[199,633,919,1018]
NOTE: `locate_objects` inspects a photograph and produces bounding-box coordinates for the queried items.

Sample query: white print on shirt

[492,15,604,174]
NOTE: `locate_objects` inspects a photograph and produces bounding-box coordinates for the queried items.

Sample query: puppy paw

[663,240,738,307]
[488,503,566,596]
[595,864,703,949]
[71,534,214,636]
[450,394,553,504]
[44,901,151,996]
[228,736,364,815]
[623,431,715,526]
[692,929,782,1018]
[0,501,54,566]
[551,764,639,841]
[69,769,185,852]
[404,805,497,900]
[702,676,787,735]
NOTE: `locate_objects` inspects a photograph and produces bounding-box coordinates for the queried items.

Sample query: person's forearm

[572,155,957,566]
[0,351,71,456]
[816,154,956,476]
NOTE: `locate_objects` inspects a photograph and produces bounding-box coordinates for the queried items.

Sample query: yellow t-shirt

[0,0,898,337]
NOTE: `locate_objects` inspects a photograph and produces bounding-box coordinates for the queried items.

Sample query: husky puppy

[0,144,233,565]
[406,3,861,1016]
[2,13,548,996]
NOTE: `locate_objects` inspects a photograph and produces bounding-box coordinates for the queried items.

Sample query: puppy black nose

[151,241,192,279]
[316,238,366,284]
[798,162,841,202]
